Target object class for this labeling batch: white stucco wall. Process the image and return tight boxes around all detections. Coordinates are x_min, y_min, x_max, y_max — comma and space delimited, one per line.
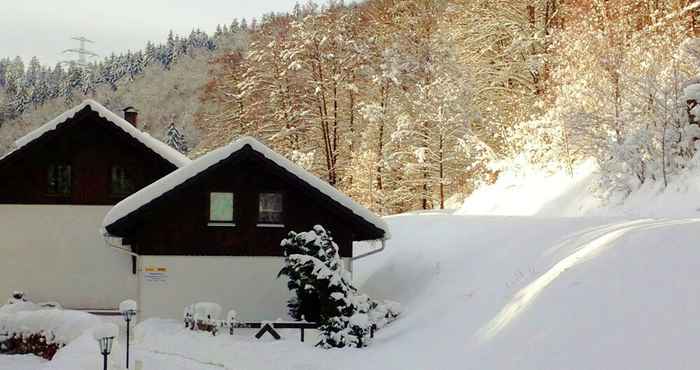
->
0, 205, 137, 309
138, 256, 354, 321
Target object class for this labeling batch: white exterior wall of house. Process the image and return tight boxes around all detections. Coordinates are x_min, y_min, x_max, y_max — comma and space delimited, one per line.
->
0, 205, 137, 309
138, 255, 353, 321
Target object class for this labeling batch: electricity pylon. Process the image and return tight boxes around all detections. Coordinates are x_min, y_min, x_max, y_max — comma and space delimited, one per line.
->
62, 36, 99, 67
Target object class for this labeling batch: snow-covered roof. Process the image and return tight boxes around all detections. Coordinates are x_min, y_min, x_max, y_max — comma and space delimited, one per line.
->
103, 136, 390, 240
5, 99, 190, 168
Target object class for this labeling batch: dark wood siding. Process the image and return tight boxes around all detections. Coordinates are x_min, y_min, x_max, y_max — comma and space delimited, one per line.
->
121, 152, 374, 258
0, 109, 178, 205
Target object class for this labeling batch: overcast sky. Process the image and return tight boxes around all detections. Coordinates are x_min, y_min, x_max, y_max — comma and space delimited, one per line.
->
1, 0, 300, 66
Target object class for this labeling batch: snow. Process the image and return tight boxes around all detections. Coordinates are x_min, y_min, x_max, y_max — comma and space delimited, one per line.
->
5, 212, 700, 369
102, 136, 389, 240
2, 99, 190, 168
0, 301, 41, 314
92, 323, 119, 340
458, 158, 700, 218
101, 214, 697, 370
118, 300, 138, 313
458, 159, 602, 216
0, 309, 101, 345
227, 310, 238, 322
0, 355, 45, 370
193, 302, 222, 321
684, 83, 700, 101
44, 331, 123, 370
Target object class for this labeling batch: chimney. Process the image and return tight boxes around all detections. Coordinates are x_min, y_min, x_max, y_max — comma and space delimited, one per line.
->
123, 106, 138, 127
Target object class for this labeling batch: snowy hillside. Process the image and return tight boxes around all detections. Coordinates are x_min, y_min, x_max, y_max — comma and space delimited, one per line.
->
459, 159, 700, 218
359, 214, 700, 370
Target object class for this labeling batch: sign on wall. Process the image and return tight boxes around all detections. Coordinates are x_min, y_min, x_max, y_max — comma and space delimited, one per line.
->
144, 266, 168, 282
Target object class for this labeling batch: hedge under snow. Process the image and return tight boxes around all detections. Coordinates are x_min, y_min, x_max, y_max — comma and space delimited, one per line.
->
0, 308, 101, 346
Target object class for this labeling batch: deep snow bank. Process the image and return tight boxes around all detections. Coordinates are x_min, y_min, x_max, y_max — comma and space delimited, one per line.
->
457, 160, 601, 216
358, 214, 700, 370
458, 159, 700, 218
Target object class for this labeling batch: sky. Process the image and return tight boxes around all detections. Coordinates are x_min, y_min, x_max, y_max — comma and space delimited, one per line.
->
1, 0, 301, 66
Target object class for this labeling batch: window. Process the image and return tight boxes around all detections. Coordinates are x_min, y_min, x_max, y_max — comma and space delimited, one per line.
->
110, 166, 135, 196
258, 192, 283, 226
209, 192, 235, 226
47, 164, 71, 195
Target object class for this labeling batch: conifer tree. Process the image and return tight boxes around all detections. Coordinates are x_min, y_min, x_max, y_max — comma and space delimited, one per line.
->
279, 225, 399, 348
165, 121, 189, 154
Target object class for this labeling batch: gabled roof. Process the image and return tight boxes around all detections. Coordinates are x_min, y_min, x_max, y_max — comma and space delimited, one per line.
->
103, 136, 390, 240
1, 99, 190, 168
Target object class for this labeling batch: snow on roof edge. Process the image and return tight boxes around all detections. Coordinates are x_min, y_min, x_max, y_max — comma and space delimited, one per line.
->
103, 136, 390, 240
10, 99, 190, 168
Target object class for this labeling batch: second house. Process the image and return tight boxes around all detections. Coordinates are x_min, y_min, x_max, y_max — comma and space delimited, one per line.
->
102, 136, 390, 320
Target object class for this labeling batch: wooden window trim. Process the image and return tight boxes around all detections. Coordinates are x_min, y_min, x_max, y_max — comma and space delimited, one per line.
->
208, 222, 237, 227
209, 192, 235, 226
257, 191, 284, 226
109, 165, 136, 198
46, 163, 72, 197
256, 223, 285, 228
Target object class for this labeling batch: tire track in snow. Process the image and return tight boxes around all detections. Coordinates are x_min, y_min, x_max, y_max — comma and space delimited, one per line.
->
135, 348, 225, 370
476, 218, 700, 342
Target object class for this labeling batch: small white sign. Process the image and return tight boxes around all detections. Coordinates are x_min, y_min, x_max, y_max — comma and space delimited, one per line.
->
144, 267, 168, 282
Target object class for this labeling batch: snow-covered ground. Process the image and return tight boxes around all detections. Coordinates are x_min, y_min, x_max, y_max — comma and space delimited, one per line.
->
459, 159, 700, 218
0, 354, 45, 370
4, 161, 700, 369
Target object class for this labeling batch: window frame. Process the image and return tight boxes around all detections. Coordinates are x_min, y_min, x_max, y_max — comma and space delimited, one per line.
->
257, 191, 284, 227
109, 165, 136, 197
46, 162, 72, 197
208, 192, 236, 227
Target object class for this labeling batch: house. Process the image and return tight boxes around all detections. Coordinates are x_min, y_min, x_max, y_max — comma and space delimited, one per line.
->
0, 100, 190, 310
101, 136, 390, 320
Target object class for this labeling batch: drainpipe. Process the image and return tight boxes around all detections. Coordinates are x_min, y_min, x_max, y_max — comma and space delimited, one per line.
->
352, 239, 386, 261
102, 230, 138, 258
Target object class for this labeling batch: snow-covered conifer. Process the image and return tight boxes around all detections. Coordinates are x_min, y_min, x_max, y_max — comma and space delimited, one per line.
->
279, 226, 399, 348
165, 121, 189, 154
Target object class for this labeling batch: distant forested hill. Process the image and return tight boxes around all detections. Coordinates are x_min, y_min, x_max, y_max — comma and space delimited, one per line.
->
0, 21, 251, 155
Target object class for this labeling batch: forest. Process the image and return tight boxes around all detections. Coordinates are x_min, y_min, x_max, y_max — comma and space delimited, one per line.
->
2, 0, 700, 214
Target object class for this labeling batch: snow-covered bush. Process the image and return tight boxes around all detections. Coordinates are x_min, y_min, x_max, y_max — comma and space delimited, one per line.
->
7, 291, 27, 305
184, 302, 222, 335
279, 225, 400, 348
0, 309, 101, 359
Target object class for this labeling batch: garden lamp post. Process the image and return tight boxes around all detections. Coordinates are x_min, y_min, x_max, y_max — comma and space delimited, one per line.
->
94, 323, 119, 370
119, 299, 138, 369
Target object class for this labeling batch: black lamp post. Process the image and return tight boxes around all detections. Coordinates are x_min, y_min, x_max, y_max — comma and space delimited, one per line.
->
97, 335, 115, 370
119, 300, 138, 369
94, 323, 119, 370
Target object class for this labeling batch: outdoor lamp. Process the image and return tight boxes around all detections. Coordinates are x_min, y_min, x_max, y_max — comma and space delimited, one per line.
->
94, 323, 119, 370
119, 299, 138, 369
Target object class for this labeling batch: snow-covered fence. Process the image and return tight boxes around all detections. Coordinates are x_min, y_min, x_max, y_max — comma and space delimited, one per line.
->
230, 321, 319, 342
183, 302, 320, 342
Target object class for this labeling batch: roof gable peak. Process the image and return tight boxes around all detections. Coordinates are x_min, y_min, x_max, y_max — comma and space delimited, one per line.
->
103, 135, 390, 240
5, 99, 190, 168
